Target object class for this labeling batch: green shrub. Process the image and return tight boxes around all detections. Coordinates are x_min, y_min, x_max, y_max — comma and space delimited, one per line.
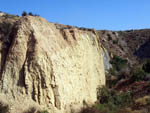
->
106, 79, 118, 88
22, 11, 27, 16
21, 11, 39, 17
94, 103, 117, 113
113, 91, 133, 107
107, 67, 128, 88
97, 86, 133, 112
97, 86, 112, 104
80, 86, 134, 113
130, 67, 146, 82
28, 12, 33, 16
0, 101, 9, 113
110, 55, 128, 72
94, 103, 114, 113
108, 68, 116, 76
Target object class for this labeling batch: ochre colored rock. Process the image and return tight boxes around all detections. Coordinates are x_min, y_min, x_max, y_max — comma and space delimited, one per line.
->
0, 16, 105, 113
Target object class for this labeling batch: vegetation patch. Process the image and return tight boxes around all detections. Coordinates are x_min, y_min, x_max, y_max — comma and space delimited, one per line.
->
23, 107, 49, 113
79, 86, 134, 113
130, 67, 146, 82
0, 101, 9, 113
110, 55, 128, 72
22, 11, 39, 16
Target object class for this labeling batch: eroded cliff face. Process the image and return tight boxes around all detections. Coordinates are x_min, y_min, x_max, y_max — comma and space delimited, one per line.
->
0, 16, 105, 113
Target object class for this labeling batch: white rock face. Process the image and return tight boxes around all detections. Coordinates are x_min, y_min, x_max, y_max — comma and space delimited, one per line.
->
0, 16, 105, 113
0, 12, 5, 16
101, 46, 112, 72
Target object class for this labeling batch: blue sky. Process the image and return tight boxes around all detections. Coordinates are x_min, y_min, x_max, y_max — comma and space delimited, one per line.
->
1, 0, 150, 30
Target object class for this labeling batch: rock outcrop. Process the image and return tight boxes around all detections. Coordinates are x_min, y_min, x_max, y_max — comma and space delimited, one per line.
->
0, 16, 105, 113
101, 46, 112, 72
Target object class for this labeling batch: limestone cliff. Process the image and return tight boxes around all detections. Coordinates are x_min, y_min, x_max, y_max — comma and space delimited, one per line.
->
0, 16, 105, 113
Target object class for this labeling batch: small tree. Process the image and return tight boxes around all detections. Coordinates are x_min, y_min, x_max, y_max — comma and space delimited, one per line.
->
28, 12, 33, 16
22, 11, 27, 16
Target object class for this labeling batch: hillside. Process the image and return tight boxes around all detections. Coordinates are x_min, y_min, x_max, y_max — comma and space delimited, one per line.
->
95, 30, 150, 113
98, 29, 150, 64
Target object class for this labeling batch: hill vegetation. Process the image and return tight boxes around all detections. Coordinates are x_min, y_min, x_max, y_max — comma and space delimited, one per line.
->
80, 30, 150, 113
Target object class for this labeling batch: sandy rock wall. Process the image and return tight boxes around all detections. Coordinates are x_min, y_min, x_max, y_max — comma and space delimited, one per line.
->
0, 16, 105, 113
